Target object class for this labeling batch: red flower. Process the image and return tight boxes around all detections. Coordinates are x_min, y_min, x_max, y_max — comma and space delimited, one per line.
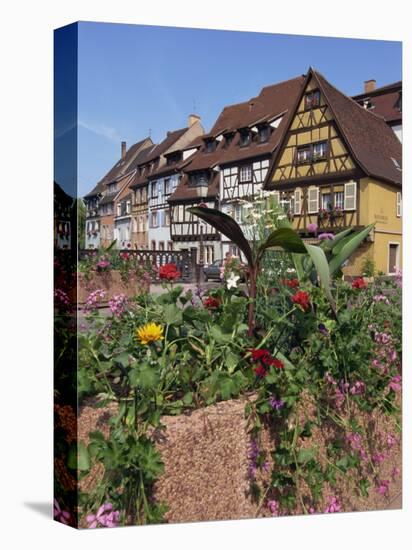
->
291, 290, 310, 311
203, 296, 221, 309
251, 348, 271, 363
352, 277, 367, 289
120, 252, 130, 261
281, 278, 299, 289
159, 263, 181, 281
270, 358, 284, 369
252, 349, 284, 374
254, 365, 269, 378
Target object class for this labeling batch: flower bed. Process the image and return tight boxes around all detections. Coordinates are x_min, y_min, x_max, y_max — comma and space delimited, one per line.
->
77, 390, 401, 523
54, 204, 402, 528
78, 270, 150, 305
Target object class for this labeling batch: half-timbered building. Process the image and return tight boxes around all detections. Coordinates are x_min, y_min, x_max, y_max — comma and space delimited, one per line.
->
128, 117, 203, 250
264, 68, 402, 276
169, 77, 305, 260
84, 137, 153, 248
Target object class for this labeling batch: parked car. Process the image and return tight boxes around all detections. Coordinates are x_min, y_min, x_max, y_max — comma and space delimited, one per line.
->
203, 259, 223, 281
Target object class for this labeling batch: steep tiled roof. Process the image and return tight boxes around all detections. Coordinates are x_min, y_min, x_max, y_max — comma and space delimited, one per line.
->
352, 81, 402, 124
169, 76, 305, 201
264, 69, 402, 189
314, 70, 402, 185
84, 137, 153, 198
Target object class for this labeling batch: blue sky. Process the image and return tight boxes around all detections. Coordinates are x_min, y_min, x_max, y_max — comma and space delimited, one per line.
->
77, 22, 402, 196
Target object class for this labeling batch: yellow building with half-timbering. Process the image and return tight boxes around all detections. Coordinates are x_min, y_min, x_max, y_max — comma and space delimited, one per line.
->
265, 68, 402, 276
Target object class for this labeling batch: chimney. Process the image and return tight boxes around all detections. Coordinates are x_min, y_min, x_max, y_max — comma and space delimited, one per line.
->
188, 114, 201, 127
364, 79, 376, 94
121, 141, 127, 159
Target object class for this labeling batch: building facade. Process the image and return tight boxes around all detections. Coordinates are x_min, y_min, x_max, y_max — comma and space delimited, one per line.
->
84, 137, 153, 248
264, 68, 402, 276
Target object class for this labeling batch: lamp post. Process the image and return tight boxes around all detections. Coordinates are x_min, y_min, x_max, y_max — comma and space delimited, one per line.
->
199, 223, 205, 284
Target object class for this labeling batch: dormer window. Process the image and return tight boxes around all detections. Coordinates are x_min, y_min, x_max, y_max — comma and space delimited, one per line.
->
304, 90, 321, 110
189, 171, 209, 187
224, 133, 234, 147
258, 125, 270, 143
166, 152, 181, 165
239, 130, 251, 147
205, 139, 216, 153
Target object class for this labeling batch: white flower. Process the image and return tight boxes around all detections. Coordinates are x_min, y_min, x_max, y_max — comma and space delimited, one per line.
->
277, 214, 287, 220
226, 272, 240, 289
242, 203, 254, 209
286, 268, 296, 273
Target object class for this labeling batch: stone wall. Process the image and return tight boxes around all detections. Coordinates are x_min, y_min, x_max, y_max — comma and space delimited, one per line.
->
78, 393, 401, 524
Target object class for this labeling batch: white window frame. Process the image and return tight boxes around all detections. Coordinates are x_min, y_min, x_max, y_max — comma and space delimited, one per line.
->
294, 188, 302, 215
273, 191, 280, 205
321, 192, 332, 211
239, 165, 252, 183
396, 192, 402, 217
308, 186, 319, 214
334, 191, 344, 209
344, 181, 357, 211
151, 211, 158, 228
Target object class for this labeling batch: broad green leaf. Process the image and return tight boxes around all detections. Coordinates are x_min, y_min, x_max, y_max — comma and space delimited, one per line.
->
257, 228, 307, 262
67, 442, 90, 471
297, 448, 316, 464
328, 224, 374, 275
137, 365, 160, 390
304, 243, 336, 314
320, 228, 353, 252
163, 303, 182, 325
188, 207, 254, 265
291, 253, 305, 281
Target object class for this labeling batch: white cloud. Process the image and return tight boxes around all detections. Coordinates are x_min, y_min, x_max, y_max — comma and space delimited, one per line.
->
78, 120, 121, 142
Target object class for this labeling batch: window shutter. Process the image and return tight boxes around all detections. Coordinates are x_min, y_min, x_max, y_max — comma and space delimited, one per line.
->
396, 192, 402, 217
308, 187, 319, 213
344, 181, 357, 210
294, 188, 302, 215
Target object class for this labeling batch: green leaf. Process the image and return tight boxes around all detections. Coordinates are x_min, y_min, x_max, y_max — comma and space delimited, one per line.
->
257, 228, 307, 261
67, 442, 90, 471
188, 207, 254, 265
328, 224, 374, 276
291, 253, 305, 281
163, 304, 183, 325
138, 365, 160, 390
320, 228, 353, 252
297, 448, 316, 464
304, 243, 336, 314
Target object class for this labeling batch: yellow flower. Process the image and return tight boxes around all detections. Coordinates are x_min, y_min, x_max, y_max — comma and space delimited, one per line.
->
135, 322, 164, 345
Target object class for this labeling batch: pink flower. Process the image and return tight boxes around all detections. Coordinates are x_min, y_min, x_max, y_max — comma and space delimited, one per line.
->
388, 375, 402, 393
372, 453, 386, 465
108, 293, 128, 317
307, 223, 318, 234
391, 467, 400, 480
54, 499, 71, 525
376, 480, 390, 496
349, 380, 365, 395
267, 499, 280, 516
324, 496, 341, 513
386, 433, 397, 449
86, 503, 120, 529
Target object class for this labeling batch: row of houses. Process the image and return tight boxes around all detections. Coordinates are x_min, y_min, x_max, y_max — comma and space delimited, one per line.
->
83, 68, 402, 276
